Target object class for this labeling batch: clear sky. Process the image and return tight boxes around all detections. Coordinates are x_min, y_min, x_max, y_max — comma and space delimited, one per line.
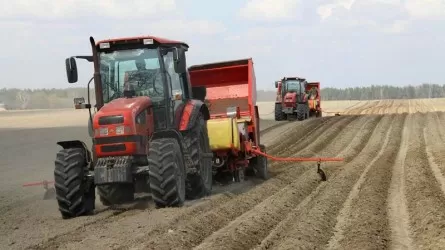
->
1, 0, 444, 91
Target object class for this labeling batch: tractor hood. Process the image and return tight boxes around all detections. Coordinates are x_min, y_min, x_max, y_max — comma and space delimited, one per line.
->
284, 92, 297, 103
92, 96, 154, 157
92, 96, 153, 134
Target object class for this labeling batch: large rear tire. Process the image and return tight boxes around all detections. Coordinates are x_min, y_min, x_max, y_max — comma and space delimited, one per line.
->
148, 138, 186, 208
183, 113, 213, 200
54, 148, 95, 219
97, 184, 135, 206
274, 103, 285, 121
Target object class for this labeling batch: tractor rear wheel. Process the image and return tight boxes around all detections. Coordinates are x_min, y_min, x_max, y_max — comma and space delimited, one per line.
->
54, 148, 95, 219
148, 138, 186, 208
97, 183, 135, 206
183, 113, 213, 200
274, 103, 285, 121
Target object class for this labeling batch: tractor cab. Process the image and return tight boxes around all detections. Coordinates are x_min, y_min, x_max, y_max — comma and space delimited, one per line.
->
281, 77, 307, 96
65, 36, 191, 131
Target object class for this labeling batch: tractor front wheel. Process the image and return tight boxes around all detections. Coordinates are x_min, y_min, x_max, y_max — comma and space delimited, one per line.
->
274, 103, 285, 121
148, 138, 186, 208
54, 148, 95, 219
297, 103, 307, 121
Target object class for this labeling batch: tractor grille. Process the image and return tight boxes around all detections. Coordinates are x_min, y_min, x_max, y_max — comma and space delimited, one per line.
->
98, 115, 124, 125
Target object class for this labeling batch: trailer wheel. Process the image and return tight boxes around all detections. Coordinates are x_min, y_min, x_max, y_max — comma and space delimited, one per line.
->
234, 167, 245, 182
274, 103, 285, 121
255, 144, 269, 180
183, 113, 213, 200
297, 103, 306, 121
97, 183, 135, 206
54, 148, 95, 219
148, 138, 186, 208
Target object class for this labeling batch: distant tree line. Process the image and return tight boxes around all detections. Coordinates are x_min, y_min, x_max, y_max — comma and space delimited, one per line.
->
321, 84, 445, 100
0, 83, 444, 110
0, 88, 93, 110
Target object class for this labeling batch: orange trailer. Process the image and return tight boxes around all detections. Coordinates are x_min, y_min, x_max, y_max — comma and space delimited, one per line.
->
188, 58, 268, 182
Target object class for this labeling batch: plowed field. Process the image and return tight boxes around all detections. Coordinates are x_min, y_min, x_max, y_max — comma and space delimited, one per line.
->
1, 99, 445, 249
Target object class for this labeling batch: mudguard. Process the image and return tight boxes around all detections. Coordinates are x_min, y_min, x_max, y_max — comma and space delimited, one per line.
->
179, 99, 210, 131
151, 129, 194, 169
56, 140, 92, 164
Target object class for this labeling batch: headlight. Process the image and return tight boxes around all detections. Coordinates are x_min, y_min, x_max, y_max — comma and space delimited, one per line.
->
116, 125, 124, 135
99, 127, 108, 136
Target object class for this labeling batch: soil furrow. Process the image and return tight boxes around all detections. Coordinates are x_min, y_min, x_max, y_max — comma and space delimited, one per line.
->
254, 114, 394, 250
268, 116, 333, 155
387, 114, 415, 250
192, 115, 375, 250
425, 112, 445, 178
404, 113, 445, 249
327, 113, 405, 250
271, 115, 358, 174
125, 116, 361, 250
343, 101, 369, 115
16, 119, 282, 249
272, 115, 348, 157
423, 113, 445, 196
29, 193, 235, 249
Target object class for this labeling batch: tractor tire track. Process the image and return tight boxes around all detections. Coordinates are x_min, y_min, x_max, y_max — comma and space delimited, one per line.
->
387, 113, 415, 250
31, 116, 354, 250
327, 113, 405, 250
424, 113, 445, 196
192, 115, 381, 250
404, 113, 445, 249
124, 116, 361, 250
24, 120, 289, 249
254, 114, 395, 250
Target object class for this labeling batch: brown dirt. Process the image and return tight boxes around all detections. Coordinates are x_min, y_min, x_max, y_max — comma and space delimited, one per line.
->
2, 101, 445, 249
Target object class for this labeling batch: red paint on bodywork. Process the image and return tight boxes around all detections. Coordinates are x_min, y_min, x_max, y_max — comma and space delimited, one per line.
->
179, 100, 195, 131
93, 96, 154, 157
188, 58, 260, 147
96, 35, 189, 47
284, 92, 297, 107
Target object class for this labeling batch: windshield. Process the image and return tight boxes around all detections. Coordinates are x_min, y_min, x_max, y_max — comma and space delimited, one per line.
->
99, 48, 165, 103
285, 80, 302, 92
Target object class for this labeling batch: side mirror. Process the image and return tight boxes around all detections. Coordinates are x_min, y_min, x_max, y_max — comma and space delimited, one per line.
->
73, 97, 91, 109
275, 81, 279, 88
65, 57, 78, 83
173, 48, 187, 74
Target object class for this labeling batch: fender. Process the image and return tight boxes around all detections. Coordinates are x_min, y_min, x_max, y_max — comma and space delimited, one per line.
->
179, 99, 210, 131
151, 129, 185, 151
56, 140, 92, 164
298, 93, 309, 104
151, 129, 194, 169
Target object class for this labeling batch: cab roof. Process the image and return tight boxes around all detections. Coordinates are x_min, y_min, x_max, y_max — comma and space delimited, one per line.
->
96, 35, 189, 48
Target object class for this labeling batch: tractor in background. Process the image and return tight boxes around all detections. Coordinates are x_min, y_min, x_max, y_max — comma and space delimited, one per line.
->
56, 35, 213, 219
274, 77, 322, 121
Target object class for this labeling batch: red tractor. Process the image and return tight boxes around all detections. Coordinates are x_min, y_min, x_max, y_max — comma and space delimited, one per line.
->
56, 36, 213, 219
274, 77, 322, 121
